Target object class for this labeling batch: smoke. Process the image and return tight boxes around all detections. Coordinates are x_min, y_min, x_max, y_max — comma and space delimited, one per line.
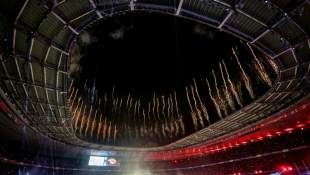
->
70, 31, 97, 79
193, 23, 218, 39
109, 26, 129, 39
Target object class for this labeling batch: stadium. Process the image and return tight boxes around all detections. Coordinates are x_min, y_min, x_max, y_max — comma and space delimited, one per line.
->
0, 0, 310, 174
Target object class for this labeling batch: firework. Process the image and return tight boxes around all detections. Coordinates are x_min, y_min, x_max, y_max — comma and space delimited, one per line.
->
222, 60, 243, 107
161, 123, 166, 138
71, 97, 81, 121
70, 89, 79, 109
191, 85, 204, 128
107, 121, 111, 144
174, 120, 179, 136
178, 118, 185, 136
114, 125, 117, 145
219, 63, 235, 111
126, 93, 130, 109
232, 47, 255, 99
74, 103, 84, 132
247, 43, 272, 87
69, 87, 75, 102
119, 98, 122, 115
103, 117, 107, 142
80, 106, 88, 135
174, 91, 180, 118
128, 98, 132, 115
90, 110, 98, 138
212, 70, 228, 116
206, 78, 222, 119
156, 98, 160, 121
264, 55, 278, 73
85, 112, 92, 136
69, 79, 74, 92
185, 86, 198, 130
97, 114, 103, 142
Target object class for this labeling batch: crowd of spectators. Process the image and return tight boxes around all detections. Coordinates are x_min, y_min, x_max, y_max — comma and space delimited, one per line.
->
0, 129, 309, 175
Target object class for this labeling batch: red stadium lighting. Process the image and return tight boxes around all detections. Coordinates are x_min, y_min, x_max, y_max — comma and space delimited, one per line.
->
254, 171, 258, 173
174, 160, 177, 163
259, 170, 262, 173
283, 168, 287, 171
288, 167, 292, 170
238, 173, 241, 175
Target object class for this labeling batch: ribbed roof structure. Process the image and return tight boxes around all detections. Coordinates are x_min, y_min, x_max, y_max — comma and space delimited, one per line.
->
0, 0, 310, 152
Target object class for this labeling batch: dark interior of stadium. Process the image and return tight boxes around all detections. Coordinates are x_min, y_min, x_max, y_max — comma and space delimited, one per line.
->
1, 0, 310, 174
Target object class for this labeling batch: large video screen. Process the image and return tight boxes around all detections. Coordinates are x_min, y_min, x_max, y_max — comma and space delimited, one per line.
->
88, 156, 120, 166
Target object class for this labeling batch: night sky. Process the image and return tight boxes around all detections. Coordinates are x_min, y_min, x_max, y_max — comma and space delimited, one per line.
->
70, 12, 277, 147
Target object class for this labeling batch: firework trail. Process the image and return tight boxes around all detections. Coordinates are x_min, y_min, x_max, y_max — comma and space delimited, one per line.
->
142, 108, 146, 137
156, 98, 160, 121
112, 99, 116, 115
74, 103, 84, 132
128, 98, 132, 115
69, 87, 75, 102
185, 86, 198, 130
138, 99, 141, 120
247, 43, 272, 87
71, 97, 81, 121
222, 60, 243, 107
114, 97, 119, 117
264, 55, 278, 73
170, 94, 174, 119
135, 126, 139, 139
174, 91, 180, 118
102, 117, 107, 142
126, 93, 130, 109
95, 90, 98, 106
134, 101, 137, 118
85, 109, 92, 136
148, 103, 151, 121
232, 47, 255, 99
212, 70, 228, 116
80, 105, 88, 135
236, 81, 243, 102
193, 79, 210, 124
97, 114, 103, 142
167, 97, 170, 122
114, 125, 117, 145
161, 96, 167, 124
104, 93, 107, 114
112, 84, 115, 102
83, 80, 87, 92
98, 98, 101, 110
219, 63, 235, 111
191, 85, 204, 128
161, 123, 166, 138
153, 94, 156, 118
178, 118, 185, 136
119, 98, 122, 115
174, 120, 179, 136
90, 110, 98, 138
69, 79, 74, 92
154, 122, 159, 136
70, 89, 79, 109
107, 121, 111, 144
206, 78, 222, 119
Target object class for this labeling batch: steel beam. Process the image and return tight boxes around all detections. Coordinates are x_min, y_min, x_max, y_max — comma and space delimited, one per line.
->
51, 11, 79, 35
236, 9, 267, 27
89, 0, 103, 18
176, 0, 184, 15
69, 10, 94, 23
218, 10, 234, 29
250, 29, 270, 44
3, 79, 66, 93
271, 48, 291, 59
12, 52, 68, 74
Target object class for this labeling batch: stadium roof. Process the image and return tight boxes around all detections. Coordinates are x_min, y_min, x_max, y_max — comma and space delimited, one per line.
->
0, 0, 310, 152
